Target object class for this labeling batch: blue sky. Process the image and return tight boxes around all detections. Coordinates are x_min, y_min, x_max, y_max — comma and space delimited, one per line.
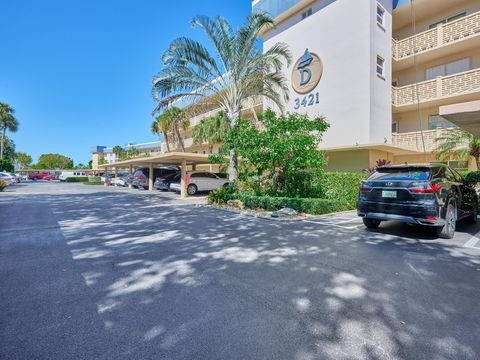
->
0, 0, 251, 164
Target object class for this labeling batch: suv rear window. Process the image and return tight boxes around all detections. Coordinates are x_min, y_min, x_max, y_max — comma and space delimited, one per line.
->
368, 168, 430, 181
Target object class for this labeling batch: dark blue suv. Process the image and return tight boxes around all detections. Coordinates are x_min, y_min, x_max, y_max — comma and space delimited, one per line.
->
357, 164, 478, 239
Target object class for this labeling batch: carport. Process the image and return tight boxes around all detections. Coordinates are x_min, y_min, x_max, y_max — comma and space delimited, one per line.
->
440, 100, 480, 137
99, 152, 212, 198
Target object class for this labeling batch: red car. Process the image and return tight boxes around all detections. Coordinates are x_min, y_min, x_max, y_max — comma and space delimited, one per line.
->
28, 173, 55, 180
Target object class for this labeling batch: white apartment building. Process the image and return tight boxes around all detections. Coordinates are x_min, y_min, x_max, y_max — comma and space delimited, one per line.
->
253, 0, 480, 171
164, 0, 479, 173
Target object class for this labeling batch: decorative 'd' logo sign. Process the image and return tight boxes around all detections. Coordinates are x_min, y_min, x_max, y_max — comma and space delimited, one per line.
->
291, 48, 323, 94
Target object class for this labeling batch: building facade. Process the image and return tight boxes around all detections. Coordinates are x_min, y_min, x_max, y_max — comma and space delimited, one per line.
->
254, 0, 480, 172
91, 141, 163, 170
155, 0, 480, 173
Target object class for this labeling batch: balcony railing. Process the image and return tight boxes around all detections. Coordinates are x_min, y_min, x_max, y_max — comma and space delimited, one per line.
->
188, 96, 263, 127
392, 128, 467, 152
392, 11, 480, 60
392, 68, 480, 107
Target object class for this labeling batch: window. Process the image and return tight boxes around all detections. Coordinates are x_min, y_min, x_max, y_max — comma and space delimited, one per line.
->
428, 115, 455, 130
301, 8, 312, 20
429, 12, 466, 29
376, 4, 385, 27
392, 122, 398, 133
376, 56, 385, 78
425, 58, 470, 80
202, 173, 218, 179
368, 168, 430, 181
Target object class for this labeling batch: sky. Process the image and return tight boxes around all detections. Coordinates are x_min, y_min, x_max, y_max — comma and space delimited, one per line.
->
0, 0, 251, 165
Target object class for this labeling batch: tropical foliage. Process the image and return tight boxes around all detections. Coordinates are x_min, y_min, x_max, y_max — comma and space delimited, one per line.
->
126, 147, 140, 158
36, 153, 74, 169
0, 136, 16, 161
152, 13, 291, 181
112, 145, 126, 160
14, 152, 32, 169
0, 159, 14, 172
436, 128, 480, 169
0, 102, 18, 160
212, 110, 330, 195
365, 159, 391, 174
152, 107, 189, 152
192, 111, 229, 153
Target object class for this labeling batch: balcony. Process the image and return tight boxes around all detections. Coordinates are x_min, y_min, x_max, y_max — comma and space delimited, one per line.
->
392, 128, 467, 153
392, 11, 480, 69
188, 96, 263, 127
392, 68, 480, 110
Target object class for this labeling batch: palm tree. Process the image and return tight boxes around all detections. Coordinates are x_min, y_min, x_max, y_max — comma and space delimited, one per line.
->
165, 107, 190, 152
193, 111, 229, 153
436, 128, 480, 170
152, 13, 291, 182
0, 102, 19, 159
112, 145, 126, 161
152, 113, 172, 152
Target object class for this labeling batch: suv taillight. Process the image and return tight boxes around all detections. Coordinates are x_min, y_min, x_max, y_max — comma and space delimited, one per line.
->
138, 174, 143, 180
409, 183, 441, 193
359, 182, 373, 192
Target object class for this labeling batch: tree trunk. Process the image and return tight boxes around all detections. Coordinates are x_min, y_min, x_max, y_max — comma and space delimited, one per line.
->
226, 109, 240, 183
0, 127, 5, 159
175, 126, 185, 152
475, 156, 480, 171
164, 132, 171, 152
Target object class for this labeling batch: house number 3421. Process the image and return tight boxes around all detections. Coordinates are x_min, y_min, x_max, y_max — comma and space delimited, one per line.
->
294, 92, 319, 109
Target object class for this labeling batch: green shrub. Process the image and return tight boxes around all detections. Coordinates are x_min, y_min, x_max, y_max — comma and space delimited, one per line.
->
83, 181, 103, 186
464, 171, 480, 184
0, 179, 6, 192
87, 176, 101, 183
236, 176, 273, 196
0, 159, 14, 173
237, 194, 349, 215
65, 177, 89, 183
313, 172, 366, 208
208, 187, 237, 205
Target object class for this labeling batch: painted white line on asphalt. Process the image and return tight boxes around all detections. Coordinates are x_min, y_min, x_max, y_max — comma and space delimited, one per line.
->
303, 220, 362, 230
463, 234, 480, 249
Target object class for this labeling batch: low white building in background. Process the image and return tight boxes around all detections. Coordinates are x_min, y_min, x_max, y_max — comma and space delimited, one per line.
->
91, 141, 163, 170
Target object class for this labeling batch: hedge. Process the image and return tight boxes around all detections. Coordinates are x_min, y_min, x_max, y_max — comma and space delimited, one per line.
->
237, 194, 350, 215
464, 171, 480, 184
314, 172, 366, 208
83, 181, 103, 186
65, 177, 89, 183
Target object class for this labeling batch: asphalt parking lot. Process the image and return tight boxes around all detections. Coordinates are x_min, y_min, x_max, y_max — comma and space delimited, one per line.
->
1, 181, 480, 360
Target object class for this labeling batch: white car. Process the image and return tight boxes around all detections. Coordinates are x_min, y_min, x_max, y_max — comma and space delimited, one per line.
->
0, 172, 16, 186
170, 171, 229, 195
110, 175, 130, 187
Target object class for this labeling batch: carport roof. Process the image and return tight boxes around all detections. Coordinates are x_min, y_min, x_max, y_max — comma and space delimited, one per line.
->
440, 101, 480, 137
99, 152, 212, 168
322, 143, 421, 155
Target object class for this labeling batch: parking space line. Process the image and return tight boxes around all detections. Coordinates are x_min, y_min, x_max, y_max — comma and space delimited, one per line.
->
463, 234, 480, 249
303, 220, 362, 230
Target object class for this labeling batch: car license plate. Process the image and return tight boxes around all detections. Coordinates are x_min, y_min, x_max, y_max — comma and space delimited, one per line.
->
382, 190, 397, 198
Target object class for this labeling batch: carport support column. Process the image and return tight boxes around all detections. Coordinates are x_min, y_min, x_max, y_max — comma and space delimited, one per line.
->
148, 163, 154, 191
181, 159, 187, 199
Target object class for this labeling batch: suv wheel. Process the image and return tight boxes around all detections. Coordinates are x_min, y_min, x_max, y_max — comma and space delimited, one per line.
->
363, 218, 381, 229
436, 203, 456, 239
187, 184, 197, 195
